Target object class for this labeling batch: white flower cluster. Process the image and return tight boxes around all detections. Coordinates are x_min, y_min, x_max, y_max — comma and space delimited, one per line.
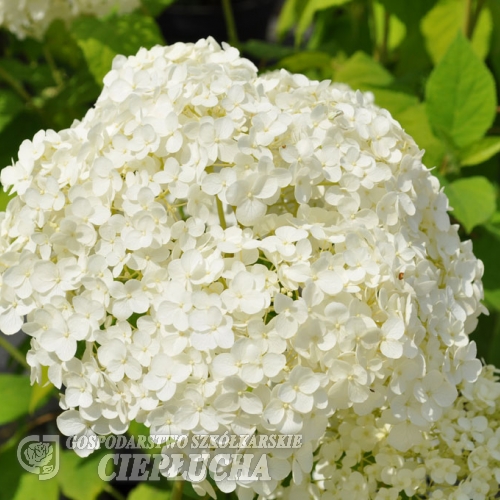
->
0, 38, 496, 498
0, 0, 140, 39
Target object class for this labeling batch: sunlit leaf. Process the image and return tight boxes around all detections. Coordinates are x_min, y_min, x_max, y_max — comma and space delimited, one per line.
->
369, 89, 419, 118
396, 103, 446, 169
373, 1, 406, 52
129, 484, 170, 500
142, 0, 176, 16
296, 0, 352, 43
58, 450, 113, 500
276, 0, 309, 39
421, 0, 493, 64
460, 137, 500, 167
72, 13, 164, 85
12, 474, 58, 500
0, 375, 32, 424
279, 51, 331, 73
334, 51, 393, 89
426, 32, 496, 149
445, 176, 496, 233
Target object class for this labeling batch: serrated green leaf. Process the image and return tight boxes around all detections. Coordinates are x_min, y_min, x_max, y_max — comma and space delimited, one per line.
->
0, 91, 24, 134
12, 474, 58, 500
0, 375, 32, 424
425, 32, 496, 149
334, 51, 393, 89
460, 137, 500, 167
421, 0, 492, 64
296, 0, 352, 43
129, 484, 170, 500
395, 103, 446, 169
71, 13, 164, 85
445, 176, 496, 233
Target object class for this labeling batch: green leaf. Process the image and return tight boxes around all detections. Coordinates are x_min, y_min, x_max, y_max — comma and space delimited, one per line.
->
279, 51, 332, 73
58, 450, 112, 500
12, 474, 58, 500
276, 0, 309, 39
373, 1, 406, 52
0, 90, 24, 134
489, 0, 500, 85
129, 484, 170, 500
368, 89, 419, 119
460, 137, 500, 167
395, 103, 446, 169
472, 229, 500, 314
142, 0, 176, 16
334, 51, 393, 89
71, 13, 164, 85
0, 375, 32, 425
445, 176, 496, 233
127, 420, 160, 454
306, 5, 372, 56
425, 32, 497, 149
377, 0, 435, 26
29, 366, 55, 414
296, 0, 353, 43
421, 0, 493, 64
239, 40, 297, 61
0, 188, 14, 211
0, 448, 24, 500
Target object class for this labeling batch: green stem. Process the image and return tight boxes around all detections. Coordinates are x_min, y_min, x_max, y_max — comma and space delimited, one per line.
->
216, 197, 227, 230
463, 0, 473, 38
43, 45, 63, 87
0, 335, 29, 369
221, 0, 239, 45
469, 0, 486, 38
379, 9, 390, 65
172, 480, 184, 500
368, 0, 379, 61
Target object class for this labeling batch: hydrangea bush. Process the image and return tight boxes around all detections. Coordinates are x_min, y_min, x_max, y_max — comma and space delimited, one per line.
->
1, 38, 500, 499
0, 0, 140, 39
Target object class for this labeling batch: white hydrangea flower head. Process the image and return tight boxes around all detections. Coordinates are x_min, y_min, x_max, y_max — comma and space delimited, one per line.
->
0, 0, 140, 39
1, 38, 498, 498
